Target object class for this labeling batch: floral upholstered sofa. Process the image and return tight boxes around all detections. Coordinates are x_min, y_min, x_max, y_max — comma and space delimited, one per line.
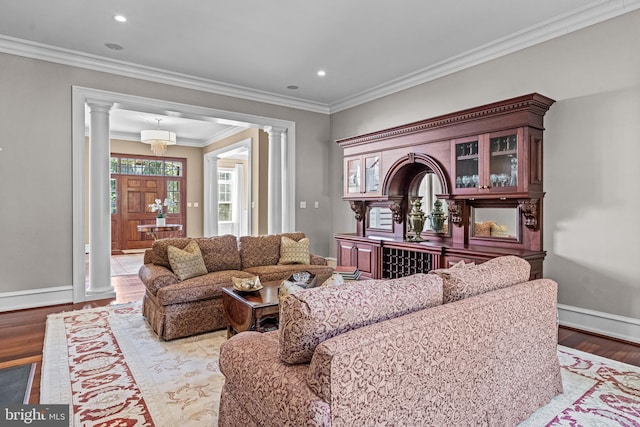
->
139, 232, 333, 340
218, 256, 562, 426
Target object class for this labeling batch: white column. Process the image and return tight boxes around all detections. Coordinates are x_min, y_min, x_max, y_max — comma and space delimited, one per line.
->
265, 126, 284, 234
280, 129, 289, 232
204, 153, 219, 236
87, 101, 114, 295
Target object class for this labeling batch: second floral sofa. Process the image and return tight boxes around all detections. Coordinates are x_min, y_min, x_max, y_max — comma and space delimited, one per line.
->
139, 232, 333, 340
218, 256, 562, 426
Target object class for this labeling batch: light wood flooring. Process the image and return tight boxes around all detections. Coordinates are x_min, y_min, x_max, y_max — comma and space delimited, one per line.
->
1, 273, 639, 405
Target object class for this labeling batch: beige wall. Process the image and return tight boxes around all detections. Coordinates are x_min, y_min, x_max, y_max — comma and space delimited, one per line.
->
203, 128, 269, 235
330, 11, 640, 324
0, 53, 331, 297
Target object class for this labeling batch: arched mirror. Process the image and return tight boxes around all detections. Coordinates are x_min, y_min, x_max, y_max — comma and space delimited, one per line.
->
409, 171, 448, 234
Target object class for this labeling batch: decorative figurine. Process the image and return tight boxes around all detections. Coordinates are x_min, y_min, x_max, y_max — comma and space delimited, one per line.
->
407, 198, 426, 241
427, 199, 446, 233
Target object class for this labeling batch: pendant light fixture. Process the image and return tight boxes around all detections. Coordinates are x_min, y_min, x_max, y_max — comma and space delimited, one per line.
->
141, 119, 176, 156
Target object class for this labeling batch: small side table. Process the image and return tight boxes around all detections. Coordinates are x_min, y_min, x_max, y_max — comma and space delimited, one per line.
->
137, 224, 183, 240
222, 281, 281, 338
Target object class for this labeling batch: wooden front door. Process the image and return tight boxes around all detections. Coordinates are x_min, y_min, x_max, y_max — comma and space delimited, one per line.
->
121, 176, 163, 250
110, 154, 187, 252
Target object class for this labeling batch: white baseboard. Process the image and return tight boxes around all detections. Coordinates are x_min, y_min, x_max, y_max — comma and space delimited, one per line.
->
558, 303, 640, 345
325, 257, 337, 268
0, 286, 73, 312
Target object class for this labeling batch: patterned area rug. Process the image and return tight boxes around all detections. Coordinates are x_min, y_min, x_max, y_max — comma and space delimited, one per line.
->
41, 302, 226, 426
41, 302, 640, 426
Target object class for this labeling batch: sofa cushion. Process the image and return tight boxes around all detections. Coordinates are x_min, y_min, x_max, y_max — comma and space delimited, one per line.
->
168, 240, 208, 281
278, 273, 443, 364
239, 232, 306, 268
196, 235, 242, 272
150, 238, 191, 269
156, 270, 255, 305
429, 255, 530, 303
243, 264, 334, 284
278, 236, 310, 265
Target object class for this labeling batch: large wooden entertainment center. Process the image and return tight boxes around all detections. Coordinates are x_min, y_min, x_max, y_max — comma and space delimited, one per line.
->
335, 93, 555, 280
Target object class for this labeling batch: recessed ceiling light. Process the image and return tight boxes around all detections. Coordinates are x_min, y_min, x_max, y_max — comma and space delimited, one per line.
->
287, 85, 299, 90
114, 15, 127, 22
317, 70, 326, 77
105, 43, 124, 51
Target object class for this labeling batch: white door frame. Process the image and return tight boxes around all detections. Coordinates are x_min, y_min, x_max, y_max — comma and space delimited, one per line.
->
204, 138, 253, 237
72, 86, 296, 302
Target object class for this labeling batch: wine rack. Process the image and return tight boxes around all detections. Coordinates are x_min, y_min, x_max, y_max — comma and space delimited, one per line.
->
382, 247, 433, 279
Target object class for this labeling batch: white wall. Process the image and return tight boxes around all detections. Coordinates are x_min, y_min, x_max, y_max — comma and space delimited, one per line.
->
330, 11, 640, 340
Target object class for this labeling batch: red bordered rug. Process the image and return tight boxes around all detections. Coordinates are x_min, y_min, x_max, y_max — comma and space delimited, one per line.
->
41, 302, 226, 426
41, 302, 640, 426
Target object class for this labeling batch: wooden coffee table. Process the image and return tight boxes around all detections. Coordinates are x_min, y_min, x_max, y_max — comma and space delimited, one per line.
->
222, 280, 281, 338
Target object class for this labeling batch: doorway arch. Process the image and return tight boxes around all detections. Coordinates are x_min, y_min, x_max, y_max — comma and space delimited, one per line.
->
72, 86, 296, 302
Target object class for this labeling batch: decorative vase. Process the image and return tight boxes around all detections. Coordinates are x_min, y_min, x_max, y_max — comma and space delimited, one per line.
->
156, 217, 166, 227
427, 199, 446, 233
407, 198, 426, 241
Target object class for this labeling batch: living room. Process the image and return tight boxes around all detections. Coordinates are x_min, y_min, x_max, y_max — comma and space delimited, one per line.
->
1, 1, 639, 425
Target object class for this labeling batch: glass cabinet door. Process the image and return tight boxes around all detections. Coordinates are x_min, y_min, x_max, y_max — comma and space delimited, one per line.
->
364, 155, 380, 193
453, 138, 479, 192
488, 131, 519, 191
346, 158, 361, 194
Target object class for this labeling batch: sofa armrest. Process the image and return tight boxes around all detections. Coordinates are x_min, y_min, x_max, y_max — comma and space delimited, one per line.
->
306, 279, 562, 426
138, 263, 179, 295
309, 254, 328, 265
219, 331, 330, 426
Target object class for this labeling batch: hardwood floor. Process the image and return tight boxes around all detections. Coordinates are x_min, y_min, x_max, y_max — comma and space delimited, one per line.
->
1, 275, 639, 404
0, 274, 145, 404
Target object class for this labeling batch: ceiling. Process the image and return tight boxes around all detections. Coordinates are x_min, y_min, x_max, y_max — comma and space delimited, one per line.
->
2, 0, 638, 143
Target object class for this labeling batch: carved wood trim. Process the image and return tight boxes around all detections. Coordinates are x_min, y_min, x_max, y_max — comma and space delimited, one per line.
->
350, 201, 364, 222
518, 199, 539, 230
446, 200, 464, 227
382, 152, 451, 196
388, 200, 403, 223
336, 93, 555, 147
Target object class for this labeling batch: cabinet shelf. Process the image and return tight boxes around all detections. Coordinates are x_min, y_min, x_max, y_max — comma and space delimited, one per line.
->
491, 149, 517, 157
456, 154, 479, 161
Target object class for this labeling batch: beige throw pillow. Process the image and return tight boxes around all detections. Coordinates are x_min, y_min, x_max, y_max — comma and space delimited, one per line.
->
167, 240, 208, 281
278, 236, 310, 265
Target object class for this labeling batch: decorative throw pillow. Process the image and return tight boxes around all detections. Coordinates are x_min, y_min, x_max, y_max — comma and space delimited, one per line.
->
278, 236, 310, 265
279, 273, 345, 303
429, 255, 530, 303
167, 240, 208, 281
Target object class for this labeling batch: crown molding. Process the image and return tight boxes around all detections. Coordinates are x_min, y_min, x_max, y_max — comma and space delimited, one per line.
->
2, 0, 639, 115
0, 35, 331, 115
329, 0, 640, 113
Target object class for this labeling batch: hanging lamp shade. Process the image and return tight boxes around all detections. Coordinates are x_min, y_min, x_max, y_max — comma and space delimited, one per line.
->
141, 119, 177, 156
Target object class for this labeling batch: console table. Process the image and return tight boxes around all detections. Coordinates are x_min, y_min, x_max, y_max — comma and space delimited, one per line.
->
136, 224, 183, 240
